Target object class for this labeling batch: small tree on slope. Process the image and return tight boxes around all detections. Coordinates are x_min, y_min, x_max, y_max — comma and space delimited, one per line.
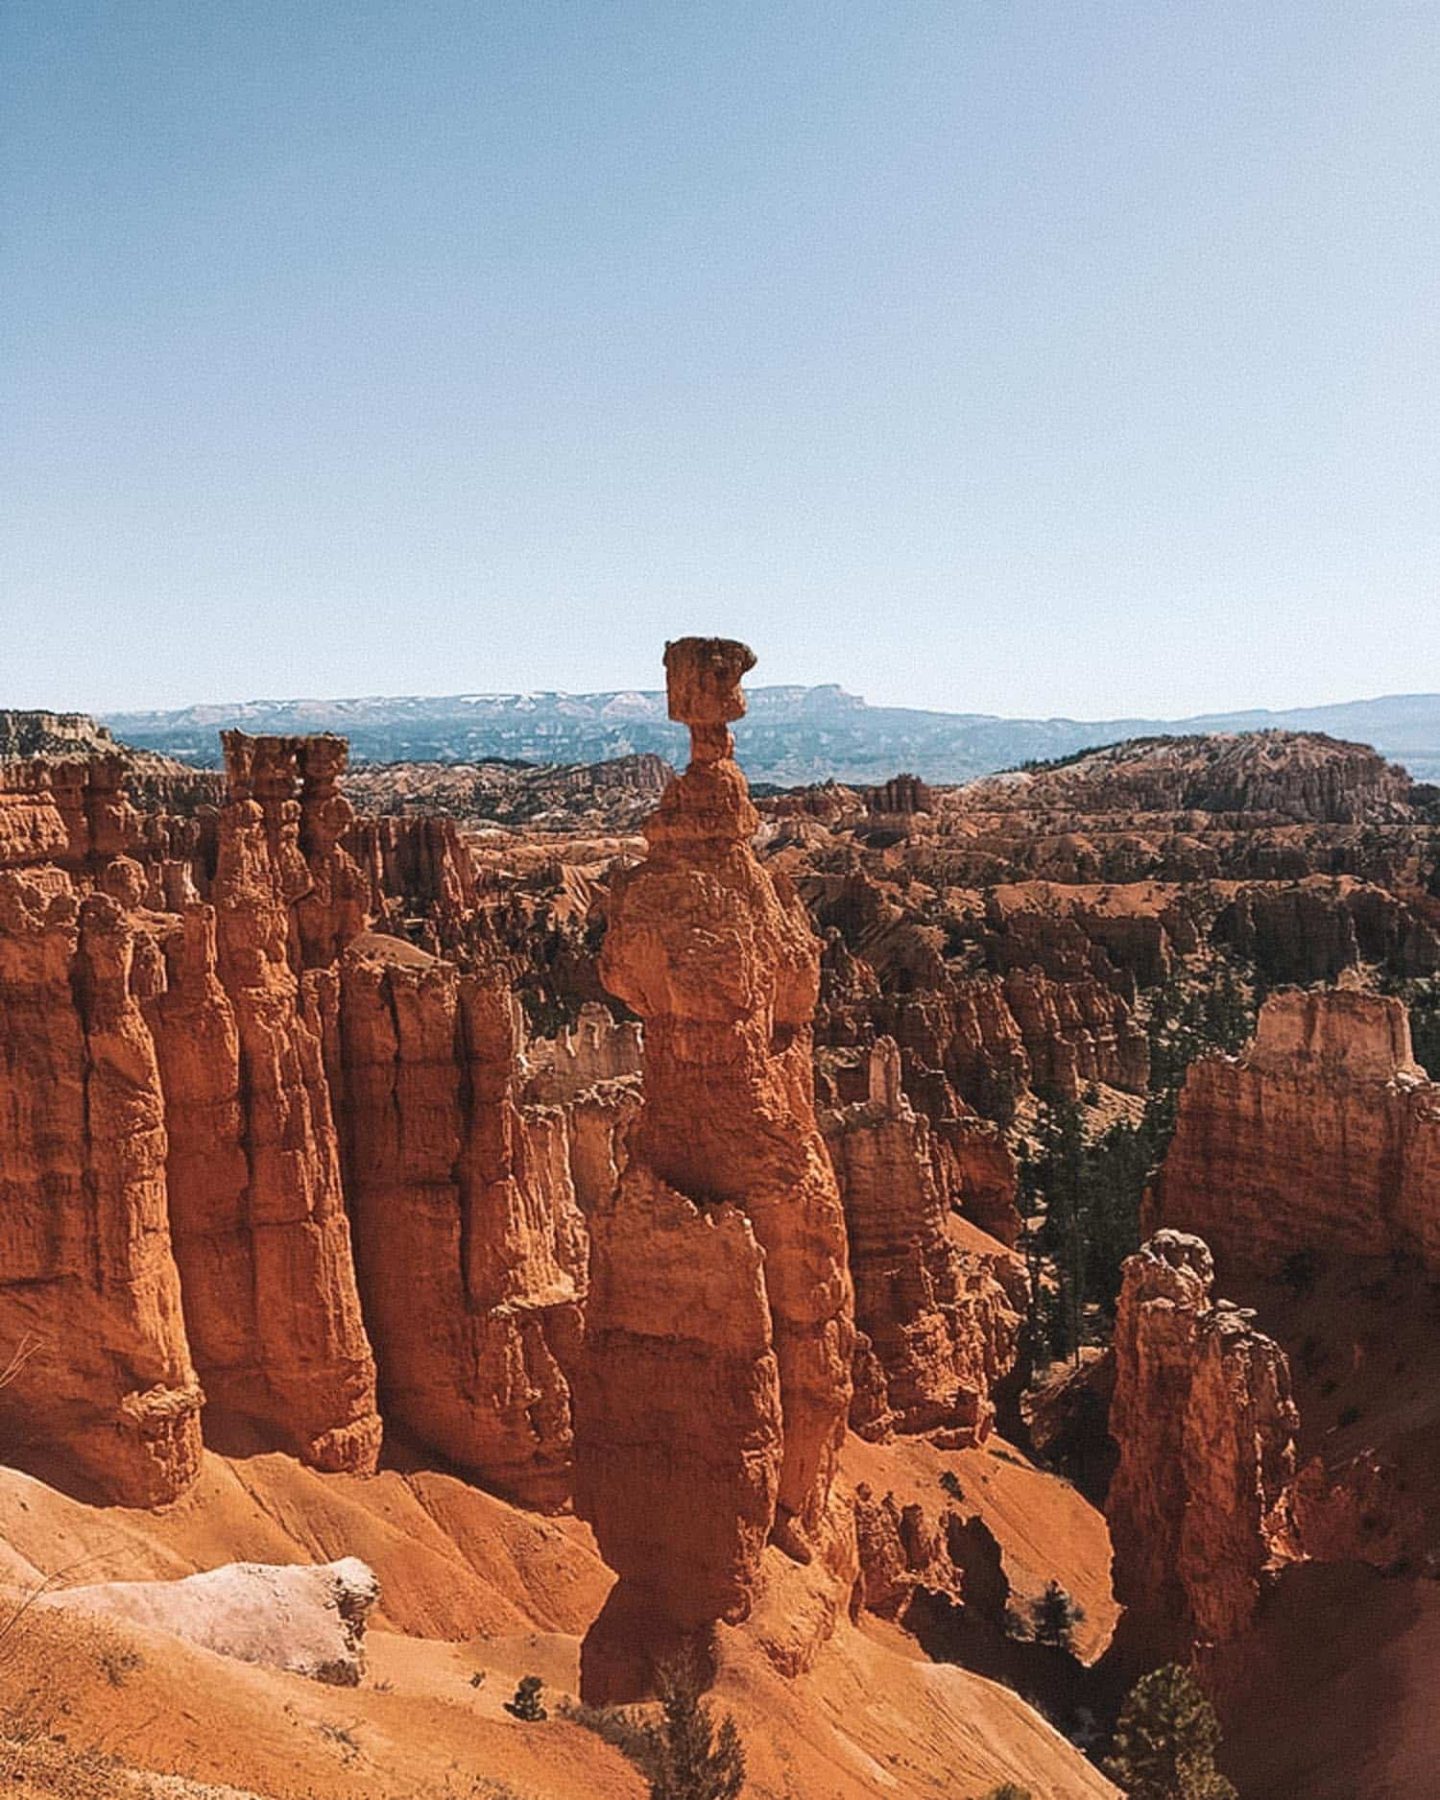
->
642, 1655, 746, 1800
1103, 1664, 1237, 1800
1030, 1579, 1087, 1651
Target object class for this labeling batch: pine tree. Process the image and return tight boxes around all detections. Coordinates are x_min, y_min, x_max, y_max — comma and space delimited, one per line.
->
1029, 1579, 1086, 1651
506, 1674, 547, 1721
1103, 1664, 1237, 1800
640, 1656, 746, 1800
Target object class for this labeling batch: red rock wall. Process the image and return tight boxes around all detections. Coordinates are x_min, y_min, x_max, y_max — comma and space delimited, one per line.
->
1001, 969, 1150, 1098
195, 746, 380, 1470
1107, 1231, 1298, 1661
822, 1040, 1023, 1444
1149, 988, 1440, 1277
337, 934, 586, 1508
0, 876, 202, 1504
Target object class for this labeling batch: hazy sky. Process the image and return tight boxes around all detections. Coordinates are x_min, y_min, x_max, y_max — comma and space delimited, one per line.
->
4, 2, 1437, 717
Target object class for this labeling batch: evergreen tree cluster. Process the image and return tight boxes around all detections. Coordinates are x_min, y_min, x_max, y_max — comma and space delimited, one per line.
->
1029, 1579, 1086, 1650
1403, 978, 1440, 1079
562, 1656, 746, 1800
1020, 967, 1254, 1362
1103, 1664, 1237, 1800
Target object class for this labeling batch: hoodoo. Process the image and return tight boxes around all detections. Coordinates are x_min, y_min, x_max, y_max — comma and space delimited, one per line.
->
1107, 1231, 1299, 1663
574, 638, 855, 1697
184, 734, 381, 1471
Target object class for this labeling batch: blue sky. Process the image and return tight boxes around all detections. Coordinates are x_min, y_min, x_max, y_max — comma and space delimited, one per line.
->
4, 2, 1437, 715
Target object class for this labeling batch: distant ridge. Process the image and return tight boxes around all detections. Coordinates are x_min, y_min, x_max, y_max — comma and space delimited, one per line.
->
100, 688, 1440, 787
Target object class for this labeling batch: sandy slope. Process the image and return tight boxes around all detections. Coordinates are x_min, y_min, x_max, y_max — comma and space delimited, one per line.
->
0, 1442, 1118, 1799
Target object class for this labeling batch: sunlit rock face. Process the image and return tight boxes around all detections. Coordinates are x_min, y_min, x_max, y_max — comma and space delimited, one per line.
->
166, 735, 381, 1473
1148, 988, 1440, 1278
575, 638, 855, 1698
0, 875, 203, 1505
336, 932, 589, 1510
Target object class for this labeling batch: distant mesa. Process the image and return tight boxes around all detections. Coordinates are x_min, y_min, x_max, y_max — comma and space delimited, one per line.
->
96, 688, 1440, 786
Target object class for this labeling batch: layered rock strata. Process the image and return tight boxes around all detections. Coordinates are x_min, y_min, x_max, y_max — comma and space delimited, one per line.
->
1149, 988, 1440, 1277
575, 638, 855, 1692
177, 738, 380, 1469
0, 876, 203, 1503
337, 931, 590, 1508
2, 727, 658, 1507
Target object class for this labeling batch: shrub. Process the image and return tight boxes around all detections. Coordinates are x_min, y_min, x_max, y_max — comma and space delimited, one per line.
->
1029, 1579, 1086, 1651
563, 1655, 746, 1800
506, 1674, 547, 1722
643, 1656, 746, 1800
1103, 1664, 1237, 1799
558, 1695, 655, 1765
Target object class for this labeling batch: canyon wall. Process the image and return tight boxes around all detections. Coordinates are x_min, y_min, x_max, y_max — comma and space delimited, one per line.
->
2, 733, 618, 1505
822, 1038, 1023, 1445
173, 737, 381, 1470
0, 876, 203, 1504
337, 932, 595, 1509
1149, 988, 1440, 1277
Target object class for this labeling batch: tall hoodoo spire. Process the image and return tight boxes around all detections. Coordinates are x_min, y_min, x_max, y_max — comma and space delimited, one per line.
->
574, 637, 854, 1699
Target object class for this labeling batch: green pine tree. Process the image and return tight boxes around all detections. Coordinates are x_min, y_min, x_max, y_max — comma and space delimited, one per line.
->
1103, 1664, 1237, 1800
641, 1656, 746, 1800
1029, 1579, 1086, 1651
506, 1674, 547, 1721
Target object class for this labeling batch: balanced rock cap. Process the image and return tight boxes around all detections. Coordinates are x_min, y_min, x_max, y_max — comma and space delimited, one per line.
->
663, 638, 757, 728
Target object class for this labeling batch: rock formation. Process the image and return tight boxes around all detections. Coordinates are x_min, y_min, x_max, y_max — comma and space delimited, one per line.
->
1001, 968, 1150, 1098
959, 731, 1416, 824
822, 1039, 1023, 1443
45, 1557, 381, 1686
337, 931, 588, 1508
0, 876, 203, 1504
0, 756, 139, 876
2, 728, 669, 1510
863, 773, 933, 816
575, 638, 854, 1695
1149, 988, 1440, 1278
852, 1481, 1008, 1627
171, 737, 380, 1470
1107, 1231, 1298, 1661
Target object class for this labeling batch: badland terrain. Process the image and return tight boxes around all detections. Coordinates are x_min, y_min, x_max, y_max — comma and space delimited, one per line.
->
1, 641, 1439, 1798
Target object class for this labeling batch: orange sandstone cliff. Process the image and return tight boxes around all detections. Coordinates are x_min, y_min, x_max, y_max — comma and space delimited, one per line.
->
0, 877, 203, 1504
822, 1037, 1024, 1444
179, 735, 380, 1470
337, 931, 590, 1508
1149, 987, 1440, 1278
